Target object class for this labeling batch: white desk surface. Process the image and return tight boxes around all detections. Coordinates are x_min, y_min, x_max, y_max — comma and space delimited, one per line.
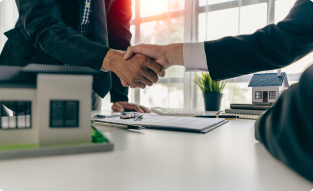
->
0, 111, 312, 191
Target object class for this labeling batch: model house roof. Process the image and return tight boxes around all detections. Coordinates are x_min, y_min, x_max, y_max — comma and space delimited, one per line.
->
248, 72, 289, 87
0, 66, 36, 86
0, 64, 102, 87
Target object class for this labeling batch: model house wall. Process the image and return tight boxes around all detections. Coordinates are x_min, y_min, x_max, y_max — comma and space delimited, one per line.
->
252, 86, 279, 104
37, 74, 92, 146
0, 88, 37, 146
0, 64, 101, 147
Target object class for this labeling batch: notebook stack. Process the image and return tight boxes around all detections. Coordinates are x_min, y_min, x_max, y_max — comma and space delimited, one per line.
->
222, 103, 273, 120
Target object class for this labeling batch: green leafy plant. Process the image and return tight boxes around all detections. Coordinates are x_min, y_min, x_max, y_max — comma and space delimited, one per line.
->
193, 73, 227, 93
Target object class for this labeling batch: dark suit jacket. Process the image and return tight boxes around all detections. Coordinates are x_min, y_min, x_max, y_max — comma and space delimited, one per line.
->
0, 0, 131, 102
205, 0, 313, 182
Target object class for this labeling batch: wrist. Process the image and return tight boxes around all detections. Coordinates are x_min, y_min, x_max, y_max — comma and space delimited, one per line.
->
164, 43, 184, 66
102, 49, 115, 71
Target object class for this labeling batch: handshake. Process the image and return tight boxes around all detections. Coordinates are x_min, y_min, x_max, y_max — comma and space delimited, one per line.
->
101, 43, 184, 89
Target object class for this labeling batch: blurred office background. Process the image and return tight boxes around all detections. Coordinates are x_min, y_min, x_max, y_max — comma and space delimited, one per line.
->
1, 0, 312, 110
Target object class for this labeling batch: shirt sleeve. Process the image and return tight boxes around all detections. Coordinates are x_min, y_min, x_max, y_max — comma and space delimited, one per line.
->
183, 42, 209, 72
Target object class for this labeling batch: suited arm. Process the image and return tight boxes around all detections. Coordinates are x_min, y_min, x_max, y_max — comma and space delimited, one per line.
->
16, 0, 110, 71
255, 65, 313, 182
205, 0, 313, 80
106, 0, 132, 102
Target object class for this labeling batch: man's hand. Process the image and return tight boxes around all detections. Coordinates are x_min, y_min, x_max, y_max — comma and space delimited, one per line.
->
123, 43, 184, 69
112, 102, 151, 113
102, 49, 166, 89
120, 43, 183, 87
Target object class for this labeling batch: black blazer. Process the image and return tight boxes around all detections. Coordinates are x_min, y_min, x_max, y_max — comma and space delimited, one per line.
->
0, 0, 132, 102
205, 0, 313, 182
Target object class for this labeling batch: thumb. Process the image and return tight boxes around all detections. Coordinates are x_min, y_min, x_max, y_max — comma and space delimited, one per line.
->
124, 44, 147, 60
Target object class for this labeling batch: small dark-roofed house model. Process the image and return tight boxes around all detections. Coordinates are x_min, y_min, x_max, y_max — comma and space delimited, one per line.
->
0, 64, 102, 147
248, 71, 289, 104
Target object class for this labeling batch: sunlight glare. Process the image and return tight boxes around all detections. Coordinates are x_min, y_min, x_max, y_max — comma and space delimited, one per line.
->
141, 0, 168, 17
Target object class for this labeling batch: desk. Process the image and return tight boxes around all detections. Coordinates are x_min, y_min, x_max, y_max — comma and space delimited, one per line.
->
0, 111, 312, 191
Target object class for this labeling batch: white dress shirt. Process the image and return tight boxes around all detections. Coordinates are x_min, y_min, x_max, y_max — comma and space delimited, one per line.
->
183, 42, 209, 72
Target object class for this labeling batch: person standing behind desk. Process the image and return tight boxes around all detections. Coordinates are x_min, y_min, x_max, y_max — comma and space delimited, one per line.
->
122, 0, 313, 182
0, 0, 164, 112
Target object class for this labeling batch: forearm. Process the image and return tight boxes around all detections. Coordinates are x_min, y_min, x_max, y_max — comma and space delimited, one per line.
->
206, 0, 313, 80
17, 0, 110, 70
254, 65, 313, 182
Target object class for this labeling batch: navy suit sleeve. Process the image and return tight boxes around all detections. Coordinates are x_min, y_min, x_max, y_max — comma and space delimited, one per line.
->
255, 65, 313, 182
204, 0, 313, 80
106, 0, 132, 102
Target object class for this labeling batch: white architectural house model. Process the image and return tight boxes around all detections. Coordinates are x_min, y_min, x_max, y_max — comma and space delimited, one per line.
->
0, 64, 102, 147
248, 71, 289, 104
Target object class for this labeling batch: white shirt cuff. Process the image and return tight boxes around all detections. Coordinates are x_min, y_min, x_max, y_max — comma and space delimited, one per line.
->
100, 69, 110, 72
183, 42, 209, 72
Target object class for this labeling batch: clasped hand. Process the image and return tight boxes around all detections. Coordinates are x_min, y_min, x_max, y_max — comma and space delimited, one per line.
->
101, 49, 165, 89
102, 43, 183, 89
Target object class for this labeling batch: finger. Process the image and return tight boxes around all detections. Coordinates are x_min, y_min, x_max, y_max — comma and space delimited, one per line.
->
133, 105, 144, 113
111, 103, 124, 112
140, 105, 151, 113
144, 70, 159, 84
130, 81, 146, 89
117, 102, 132, 110
118, 102, 142, 112
147, 59, 164, 76
158, 68, 166, 78
120, 79, 130, 87
137, 76, 153, 87
124, 45, 143, 60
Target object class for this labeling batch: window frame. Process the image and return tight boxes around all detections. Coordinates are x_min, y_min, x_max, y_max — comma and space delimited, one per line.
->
269, 91, 276, 99
255, 91, 262, 99
129, 1, 302, 78
129, 0, 302, 107
0, 101, 32, 130
50, 100, 79, 128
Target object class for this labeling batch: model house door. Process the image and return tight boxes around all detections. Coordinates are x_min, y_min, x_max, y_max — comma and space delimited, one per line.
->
263, 91, 268, 102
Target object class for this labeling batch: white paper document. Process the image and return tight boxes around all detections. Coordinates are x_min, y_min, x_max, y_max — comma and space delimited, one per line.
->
94, 114, 227, 133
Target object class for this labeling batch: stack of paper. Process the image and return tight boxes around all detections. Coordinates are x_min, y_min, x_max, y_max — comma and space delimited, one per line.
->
94, 114, 228, 133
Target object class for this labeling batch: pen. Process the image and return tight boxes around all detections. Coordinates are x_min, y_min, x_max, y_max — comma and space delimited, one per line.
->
195, 115, 239, 119
127, 125, 145, 130
111, 124, 144, 130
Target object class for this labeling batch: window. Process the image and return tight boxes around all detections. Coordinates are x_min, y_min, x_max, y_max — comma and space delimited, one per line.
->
122, 0, 301, 111
0, 101, 32, 130
1, 0, 304, 111
269, 91, 276, 99
255, 91, 262, 99
50, 101, 79, 128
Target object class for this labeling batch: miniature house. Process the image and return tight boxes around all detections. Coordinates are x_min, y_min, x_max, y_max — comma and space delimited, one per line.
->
248, 71, 289, 104
0, 64, 101, 147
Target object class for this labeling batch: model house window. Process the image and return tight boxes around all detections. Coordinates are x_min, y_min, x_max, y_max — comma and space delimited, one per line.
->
0, 101, 32, 130
50, 101, 79, 128
255, 91, 262, 99
269, 91, 276, 99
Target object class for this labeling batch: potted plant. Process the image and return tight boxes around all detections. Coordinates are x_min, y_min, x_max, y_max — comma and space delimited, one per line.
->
193, 73, 227, 111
